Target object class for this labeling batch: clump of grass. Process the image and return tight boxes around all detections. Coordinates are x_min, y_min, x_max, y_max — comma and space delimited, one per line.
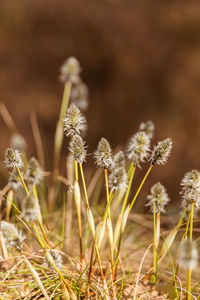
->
0, 57, 199, 300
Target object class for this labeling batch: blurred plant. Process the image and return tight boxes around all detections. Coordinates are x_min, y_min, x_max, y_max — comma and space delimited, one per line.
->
146, 182, 170, 283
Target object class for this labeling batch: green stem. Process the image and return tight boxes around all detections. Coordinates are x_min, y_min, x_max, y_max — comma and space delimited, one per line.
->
189, 202, 194, 241
186, 201, 194, 300
74, 160, 78, 182
4, 193, 21, 215
103, 192, 114, 221
104, 168, 110, 219
17, 167, 29, 197
183, 211, 191, 240
129, 164, 153, 211
152, 199, 157, 284
79, 163, 89, 207
121, 162, 135, 216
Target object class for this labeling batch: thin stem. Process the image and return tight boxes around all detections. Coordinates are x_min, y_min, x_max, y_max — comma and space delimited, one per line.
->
74, 160, 78, 182
114, 231, 122, 282
17, 168, 29, 197
79, 163, 89, 207
186, 269, 192, 300
94, 243, 104, 280
103, 192, 114, 221
189, 202, 194, 241
152, 200, 157, 284
4, 193, 21, 215
77, 211, 83, 269
88, 242, 95, 283
183, 211, 191, 240
129, 164, 153, 211
121, 162, 135, 216
186, 201, 194, 300
104, 168, 110, 219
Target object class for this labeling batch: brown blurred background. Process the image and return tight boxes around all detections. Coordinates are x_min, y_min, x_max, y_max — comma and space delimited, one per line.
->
1, 0, 200, 211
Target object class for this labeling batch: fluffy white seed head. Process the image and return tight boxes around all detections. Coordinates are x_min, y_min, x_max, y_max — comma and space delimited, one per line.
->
181, 170, 200, 210
70, 82, 89, 111
26, 157, 43, 185
8, 169, 23, 191
113, 150, 126, 169
4, 148, 23, 169
10, 133, 27, 151
178, 239, 198, 270
69, 134, 87, 164
1, 221, 24, 250
64, 104, 86, 137
151, 138, 172, 165
146, 182, 170, 213
109, 167, 128, 191
21, 193, 41, 222
45, 249, 63, 270
139, 120, 155, 139
59, 57, 81, 84
94, 138, 114, 169
127, 131, 150, 166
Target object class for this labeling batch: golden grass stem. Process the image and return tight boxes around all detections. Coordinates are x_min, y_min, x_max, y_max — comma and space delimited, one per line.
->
129, 164, 153, 211
88, 241, 95, 283
104, 168, 110, 219
121, 162, 135, 216
64, 156, 74, 252
186, 201, 194, 300
74, 160, 78, 182
4, 193, 21, 215
17, 167, 29, 197
6, 190, 13, 221
79, 163, 89, 207
151, 199, 157, 284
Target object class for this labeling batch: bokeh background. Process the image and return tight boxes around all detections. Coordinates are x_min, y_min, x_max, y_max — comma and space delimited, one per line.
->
1, 0, 200, 211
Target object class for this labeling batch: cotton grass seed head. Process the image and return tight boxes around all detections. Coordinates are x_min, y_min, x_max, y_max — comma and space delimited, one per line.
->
94, 138, 114, 169
181, 170, 200, 210
10, 133, 27, 151
64, 103, 86, 137
59, 56, 81, 84
70, 82, 89, 111
151, 138, 172, 165
146, 182, 170, 213
26, 157, 43, 185
45, 249, 63, 270
139, 120, 155, 139
178, 239, 198, 270
21, 193, 41, 222
109, 167, 128, 191
127, 131, 150, 166
1, 221, 24, 250
113, 150, 126, 169
69, 134, 87, 164
4, 148, 23, 169
9, 169, 23, 191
